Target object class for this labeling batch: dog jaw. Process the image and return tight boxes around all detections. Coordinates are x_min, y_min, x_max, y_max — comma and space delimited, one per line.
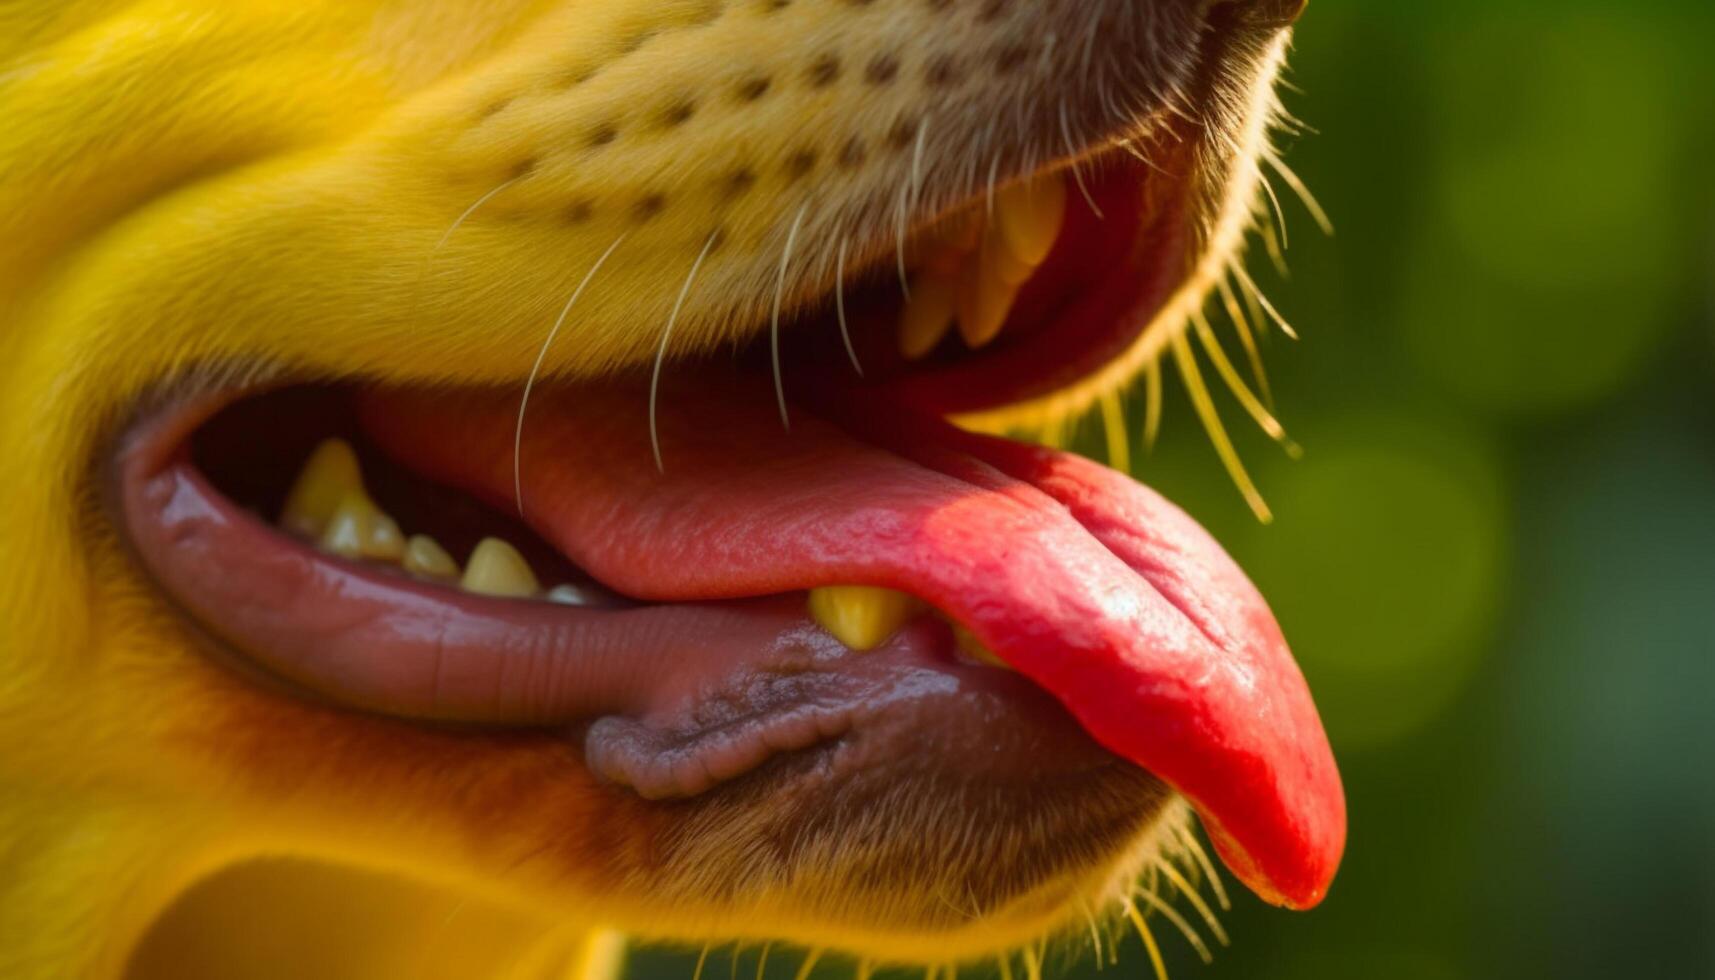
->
0, 2, 1305, 976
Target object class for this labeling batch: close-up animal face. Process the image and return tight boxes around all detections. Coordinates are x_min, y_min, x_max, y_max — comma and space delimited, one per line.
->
7, 1, 1342, 977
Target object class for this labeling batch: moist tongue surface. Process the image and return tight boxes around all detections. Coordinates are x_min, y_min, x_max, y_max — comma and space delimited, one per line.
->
357, 372, 1345, 910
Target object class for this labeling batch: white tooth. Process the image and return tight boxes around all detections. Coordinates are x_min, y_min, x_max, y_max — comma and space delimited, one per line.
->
996, 174, 1068, 267
461, 537, 540, 598
280, 438, 363, 539
403, 534, 460, 580
956, 253, 1022, 350
898, 271, 958, 360
807, 586, 922, 652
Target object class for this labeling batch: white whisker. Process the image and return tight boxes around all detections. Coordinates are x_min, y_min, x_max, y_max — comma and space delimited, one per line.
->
436, 178, 519, 253
899, 116, 932, 298
649, 230, 721, 473
771, 204, 809, 431
1060, 101, 1103, 219
834, 238, 863, 377
513, 233, 627, 515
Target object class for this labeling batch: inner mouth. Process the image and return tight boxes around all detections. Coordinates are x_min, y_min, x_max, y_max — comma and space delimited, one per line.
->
116, 151, 1343, 912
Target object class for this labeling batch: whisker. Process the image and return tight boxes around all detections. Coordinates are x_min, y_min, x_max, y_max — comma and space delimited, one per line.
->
1190, 309, 1291, 446
693, 945, 712, 980
1263, 150, 1333, 236
855, 960, 873, 980
1060, 101, 1104, 219
793, 949, 823, 980
1143, 357, 1163, 453
900, 116, 932, 298
1100, 391, 1131, 473
772, 203, 810, 431
650, 230, 720, 472
755, 944, 771, 980
1172, 824, 1232, 912
1023, 943, 1043, 980
1172, 330, 1272, 522
1156, 860, 1230, 946
998, 953, 1015, 980
514, 232, 627, 514
1120, 897, 1169, 980
1230, 263, 1297, 340
1256, 165, 1290, 253
986, 153, 1002, 221
1133, 887, 1213, 965
835, 238, 863, 376
1215, 274, 1273, 407
436, 177, 519, 254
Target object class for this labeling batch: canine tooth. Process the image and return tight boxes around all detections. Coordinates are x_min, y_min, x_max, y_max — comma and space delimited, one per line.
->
996, 174, 1068, 267
952, 623, 1012, 670
461, 537, 540, 598
807, 586, 921, 652
898, 271, 958, 360
280, 438, 363, 539
403, 535, 459, 580
956, 255, 1022, 349
317, 491, 405, 562
980, 223, 1038, 287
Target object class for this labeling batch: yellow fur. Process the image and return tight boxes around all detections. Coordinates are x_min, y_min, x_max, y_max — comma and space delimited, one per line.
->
0, 3, 1292, 977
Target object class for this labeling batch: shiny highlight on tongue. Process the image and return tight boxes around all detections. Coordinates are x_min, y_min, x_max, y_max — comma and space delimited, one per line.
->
899, 173, 1069, 360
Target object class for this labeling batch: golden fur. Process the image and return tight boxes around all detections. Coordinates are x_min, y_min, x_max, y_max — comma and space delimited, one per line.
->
0, 2, 1297, 977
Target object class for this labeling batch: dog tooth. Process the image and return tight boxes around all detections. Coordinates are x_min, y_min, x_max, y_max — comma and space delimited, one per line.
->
807, 586, 921, 652
980, 222, 1038, 287
280, 438, 363, 539
317, 490, 404, 561
402, 534, 459, 580
461, 537, 540, 598
898, 271, 958, 360
952, 623, 1012, 670
996, 174, 1068, 267
956, 254, 1022, 349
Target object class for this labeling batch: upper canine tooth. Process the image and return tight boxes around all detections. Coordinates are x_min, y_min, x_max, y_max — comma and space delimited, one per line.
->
403, 534, 460, 580
281, 438, 363, 539
898, 270, 959, 360
317, 490, 405, 561
980, 223, 1038, 287
461, 537, 540, 598
956, 254, 1022, 350
996, 174, 1068, 267
807, 586, 921, 652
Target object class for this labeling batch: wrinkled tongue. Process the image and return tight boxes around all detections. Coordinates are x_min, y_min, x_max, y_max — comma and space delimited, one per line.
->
358, 371, 1344, 910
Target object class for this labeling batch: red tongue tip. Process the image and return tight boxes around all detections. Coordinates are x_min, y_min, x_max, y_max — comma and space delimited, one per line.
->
358, 378, 1345, 910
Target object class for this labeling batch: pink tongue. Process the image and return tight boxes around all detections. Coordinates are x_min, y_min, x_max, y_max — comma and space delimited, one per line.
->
358, 374, 1345, 910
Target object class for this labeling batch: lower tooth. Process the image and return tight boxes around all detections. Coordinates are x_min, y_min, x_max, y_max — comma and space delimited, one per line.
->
318, 491, 403, 562
808, 586, 921, 652
403, 535, 460, 580
461, 538, 540, 598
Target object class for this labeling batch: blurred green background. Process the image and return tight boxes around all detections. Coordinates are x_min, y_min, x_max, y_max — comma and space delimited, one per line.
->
636, 2, 1715, 979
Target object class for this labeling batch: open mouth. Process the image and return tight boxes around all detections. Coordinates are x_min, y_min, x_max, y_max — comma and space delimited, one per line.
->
116, 150, 1343, 913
